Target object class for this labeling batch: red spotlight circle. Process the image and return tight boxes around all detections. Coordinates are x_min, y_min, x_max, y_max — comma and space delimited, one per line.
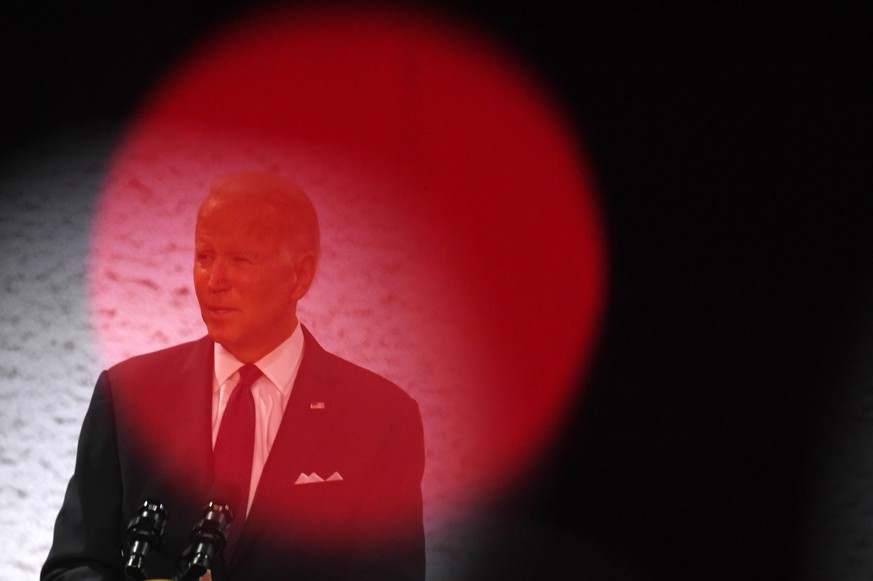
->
89, 4, 606, 531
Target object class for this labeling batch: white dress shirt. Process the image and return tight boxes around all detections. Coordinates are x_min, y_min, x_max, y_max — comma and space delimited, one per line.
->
211, 323, 304, 516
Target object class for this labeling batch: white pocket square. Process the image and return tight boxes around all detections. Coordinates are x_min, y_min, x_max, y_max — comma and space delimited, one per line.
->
295, 471, 343, 485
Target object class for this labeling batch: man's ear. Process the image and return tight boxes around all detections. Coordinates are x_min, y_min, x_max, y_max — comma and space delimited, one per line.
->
290, 253, 317, 301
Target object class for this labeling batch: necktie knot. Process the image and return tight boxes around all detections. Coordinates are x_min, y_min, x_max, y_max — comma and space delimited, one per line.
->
236, 364, 261, 392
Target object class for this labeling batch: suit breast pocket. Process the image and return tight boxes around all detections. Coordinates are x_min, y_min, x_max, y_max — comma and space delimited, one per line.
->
267, 479, 361, 546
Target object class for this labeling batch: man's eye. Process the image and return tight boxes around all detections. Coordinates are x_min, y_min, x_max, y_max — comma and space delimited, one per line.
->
234, 256, 254, 265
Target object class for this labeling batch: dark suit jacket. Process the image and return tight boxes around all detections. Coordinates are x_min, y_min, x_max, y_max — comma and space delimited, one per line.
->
42, 327, 425, 580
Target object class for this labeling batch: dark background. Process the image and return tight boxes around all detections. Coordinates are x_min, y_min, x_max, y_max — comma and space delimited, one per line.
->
2, 3, 865, 579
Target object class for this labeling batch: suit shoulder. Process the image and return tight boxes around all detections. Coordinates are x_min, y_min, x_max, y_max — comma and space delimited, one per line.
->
318, 349, 417, 410
106, 336, 211, 386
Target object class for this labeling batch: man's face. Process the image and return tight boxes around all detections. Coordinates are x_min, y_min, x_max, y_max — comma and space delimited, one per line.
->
193, 195, 303, 362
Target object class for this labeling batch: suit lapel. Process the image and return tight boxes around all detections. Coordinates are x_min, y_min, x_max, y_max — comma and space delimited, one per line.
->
176, 336, 216, 491
129, 335, 215, 491
127, 336, 215, 561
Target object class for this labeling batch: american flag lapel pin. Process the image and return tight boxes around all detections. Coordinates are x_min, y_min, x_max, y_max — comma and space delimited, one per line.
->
309, 402, 325, 410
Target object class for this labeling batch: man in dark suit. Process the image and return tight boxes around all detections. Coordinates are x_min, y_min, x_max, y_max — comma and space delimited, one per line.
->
42, 172, 425, 580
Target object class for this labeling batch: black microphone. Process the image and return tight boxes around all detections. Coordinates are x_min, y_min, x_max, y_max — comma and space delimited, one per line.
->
125, 480, 170, 581
176, 481, 241, 581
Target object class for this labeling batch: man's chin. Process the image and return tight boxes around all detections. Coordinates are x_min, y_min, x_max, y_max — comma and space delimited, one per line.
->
204, 326, 238, 348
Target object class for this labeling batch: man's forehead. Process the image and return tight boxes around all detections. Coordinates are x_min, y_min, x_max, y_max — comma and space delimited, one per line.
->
196, 200, 286, 247
193, 171, 316, 257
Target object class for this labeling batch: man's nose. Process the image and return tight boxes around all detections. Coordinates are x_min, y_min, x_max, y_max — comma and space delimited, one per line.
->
207, 258, 231, 292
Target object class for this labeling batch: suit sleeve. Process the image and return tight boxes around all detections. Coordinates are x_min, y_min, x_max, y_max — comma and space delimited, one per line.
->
348, 396, 426, 581
41, 371, 125, 581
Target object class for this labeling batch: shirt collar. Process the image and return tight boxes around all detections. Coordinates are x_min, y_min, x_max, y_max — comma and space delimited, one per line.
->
213, 323, 304, 397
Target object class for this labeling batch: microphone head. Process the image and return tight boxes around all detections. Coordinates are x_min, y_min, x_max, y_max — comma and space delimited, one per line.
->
127, 480, 171, 543
178, 481, 242, 579
125, 476, 173, 579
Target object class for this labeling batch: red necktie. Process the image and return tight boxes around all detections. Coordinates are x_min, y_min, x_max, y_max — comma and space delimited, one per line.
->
213, 364, 261, 561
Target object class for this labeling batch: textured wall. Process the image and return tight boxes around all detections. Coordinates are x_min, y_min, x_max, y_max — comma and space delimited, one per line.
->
0, 127, 111, 578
